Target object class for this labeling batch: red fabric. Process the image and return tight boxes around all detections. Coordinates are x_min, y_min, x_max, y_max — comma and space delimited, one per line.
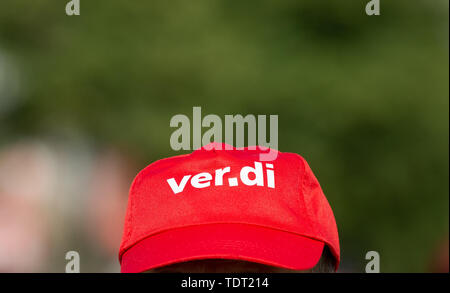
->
121, 223, 324, 273
119, 142, 340, 272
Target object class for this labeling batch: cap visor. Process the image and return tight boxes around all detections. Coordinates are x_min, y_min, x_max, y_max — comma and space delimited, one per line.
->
120, 223, 325, 273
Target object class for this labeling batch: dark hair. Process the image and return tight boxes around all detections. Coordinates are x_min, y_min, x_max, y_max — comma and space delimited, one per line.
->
309, 245, 336, 273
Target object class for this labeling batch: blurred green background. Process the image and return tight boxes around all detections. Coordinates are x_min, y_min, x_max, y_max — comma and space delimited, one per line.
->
0, 0, 448, 272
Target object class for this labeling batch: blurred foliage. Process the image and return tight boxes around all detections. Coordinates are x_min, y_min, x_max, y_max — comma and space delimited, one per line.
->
0, 0, 448, 272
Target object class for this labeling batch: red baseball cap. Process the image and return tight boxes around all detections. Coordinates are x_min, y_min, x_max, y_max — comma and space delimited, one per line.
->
119, 142, 340, 272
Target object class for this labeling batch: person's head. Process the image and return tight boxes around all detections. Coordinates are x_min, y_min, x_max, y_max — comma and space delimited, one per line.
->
119, 143, 340, 273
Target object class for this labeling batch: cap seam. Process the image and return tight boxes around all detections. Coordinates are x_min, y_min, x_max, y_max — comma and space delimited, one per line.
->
296, 154, 316, 236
